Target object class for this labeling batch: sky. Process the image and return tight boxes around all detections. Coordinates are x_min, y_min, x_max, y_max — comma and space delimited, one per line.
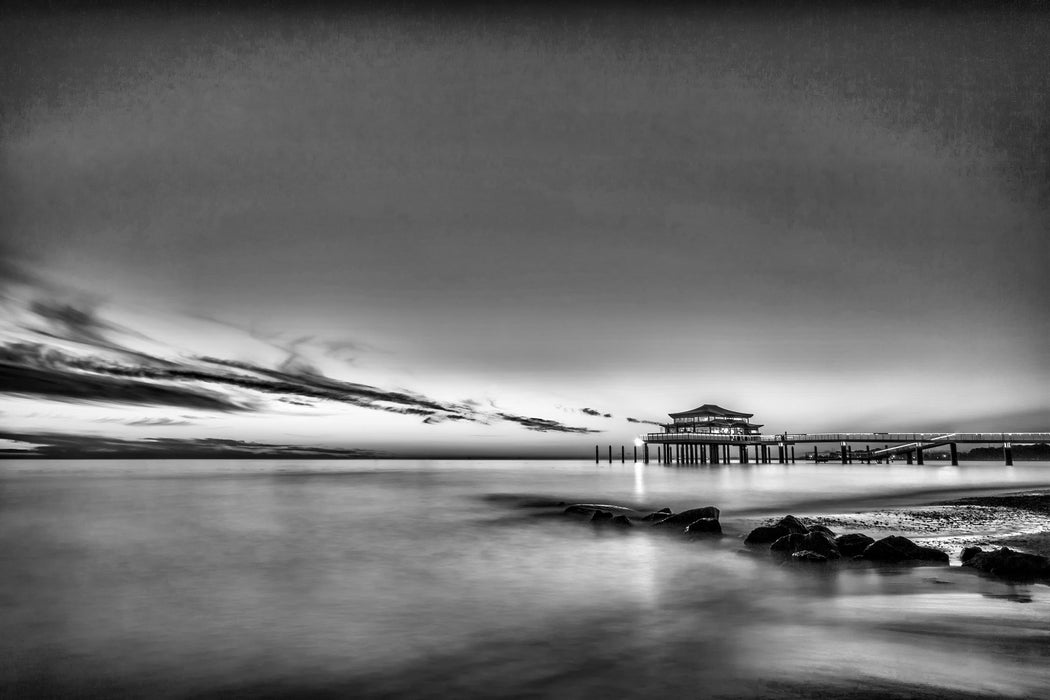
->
1, 2, 1048, 458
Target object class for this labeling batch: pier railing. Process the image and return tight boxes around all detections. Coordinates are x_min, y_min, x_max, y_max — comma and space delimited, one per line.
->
642, 432, 1050, 445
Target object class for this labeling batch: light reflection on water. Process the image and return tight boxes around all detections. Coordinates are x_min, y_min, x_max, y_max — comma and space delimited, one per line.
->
1, 459, 1048, 698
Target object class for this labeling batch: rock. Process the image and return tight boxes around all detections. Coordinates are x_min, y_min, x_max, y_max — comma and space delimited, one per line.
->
859, 536, 948, 564
775, 515, 809, 535
744, 525, 791, 545
962, 547, 1050, 580
770, 533, 807, 555
609, 514, 633, 528
835, 533, 875, 557
799, 531, 840, 559
911, 546, 949, 563
566, 503, 636, 514
564, 505, 597, 517
684, 518, 723, 537
652, 506, 720, 529
960, 546, 983, 564
589, 510, 613, 524
770, 531, 840, 559
807, 524, 837, 538
642, 508, 673, 521
791, 550, 829, 563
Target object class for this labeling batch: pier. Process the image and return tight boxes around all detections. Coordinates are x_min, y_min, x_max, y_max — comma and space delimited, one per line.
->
639, 431, 1050, 466
629, 404, 1049, 466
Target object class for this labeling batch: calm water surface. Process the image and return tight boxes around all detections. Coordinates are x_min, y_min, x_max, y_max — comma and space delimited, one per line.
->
2, 459, 1049, 698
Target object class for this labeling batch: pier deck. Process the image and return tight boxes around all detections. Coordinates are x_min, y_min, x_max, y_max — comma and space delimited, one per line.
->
638, 432, 1050, 466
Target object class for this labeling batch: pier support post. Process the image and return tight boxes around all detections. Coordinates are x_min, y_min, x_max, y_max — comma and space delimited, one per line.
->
840, 443, 847, 464
949, 442, 957, 466
906, 450, 913, 465
738, 445, 746, 463
865, 445, 870, 464
813, 446, 818, 462
847, 445, 853, 464
710, 444, 719, 464
1004, 443, 1013, 466
595, 445, 599, 464
791, 446, 795, 463
644, 444, 649, 464
621, 446, 625, 463
608, 445, 612, 464
917, 445, 924, 465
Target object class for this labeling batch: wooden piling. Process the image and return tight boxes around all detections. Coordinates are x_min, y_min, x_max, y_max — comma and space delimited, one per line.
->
840, 443, 847, 464
916, 445, 924, 465
1005, 442, 1013, 466
621, 445, 625, 463
949, 442, 958, 466
595, 445, 599, 463
608, 445, 612, 464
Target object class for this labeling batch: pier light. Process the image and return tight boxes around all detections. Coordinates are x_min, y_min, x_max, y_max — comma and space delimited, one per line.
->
634, 437, 643, 447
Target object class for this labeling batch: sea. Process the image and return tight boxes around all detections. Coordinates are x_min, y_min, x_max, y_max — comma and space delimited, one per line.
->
2, 458, 1049, 699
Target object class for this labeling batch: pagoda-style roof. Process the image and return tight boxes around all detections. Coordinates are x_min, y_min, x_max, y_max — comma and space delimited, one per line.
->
668, 404, 754, 419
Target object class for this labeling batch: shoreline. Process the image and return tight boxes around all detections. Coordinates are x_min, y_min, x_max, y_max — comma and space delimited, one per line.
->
747, 488, 1050, 560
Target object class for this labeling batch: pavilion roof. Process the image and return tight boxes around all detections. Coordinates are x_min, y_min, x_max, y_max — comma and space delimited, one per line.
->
668, 404, 754, 419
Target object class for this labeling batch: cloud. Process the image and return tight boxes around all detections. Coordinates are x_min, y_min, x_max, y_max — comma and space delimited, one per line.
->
2, 275, 603, 438
29, 298, 115, 346
93, 416, 195, 426
126, 417, 194, 426
193, 356, 465, 418
626, 417, 662, 427
0, 347, 247, 413
0, 430, 384, 459
579, 407, 613, 418
1, 340, 599, 436
495, 413, 601, 434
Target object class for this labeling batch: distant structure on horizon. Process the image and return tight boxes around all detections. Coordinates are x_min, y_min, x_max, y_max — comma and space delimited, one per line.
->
660, 403, 762, 437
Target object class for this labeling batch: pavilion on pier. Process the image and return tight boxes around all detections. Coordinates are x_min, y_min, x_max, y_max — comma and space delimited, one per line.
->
661, 404, 762, 436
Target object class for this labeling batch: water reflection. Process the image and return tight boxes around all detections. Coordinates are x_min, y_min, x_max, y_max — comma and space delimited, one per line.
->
1, 459, 1049, 698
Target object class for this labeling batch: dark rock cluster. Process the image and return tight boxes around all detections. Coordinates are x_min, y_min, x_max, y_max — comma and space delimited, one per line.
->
961, 546, 1050, 580
744, 515, 949, 566
562, 503, 723, 538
